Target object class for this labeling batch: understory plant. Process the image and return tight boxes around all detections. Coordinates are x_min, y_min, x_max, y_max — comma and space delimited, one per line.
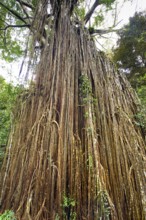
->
0, 210, 16, 220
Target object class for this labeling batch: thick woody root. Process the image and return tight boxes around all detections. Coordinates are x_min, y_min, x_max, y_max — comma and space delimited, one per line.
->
0, 10, 145, 220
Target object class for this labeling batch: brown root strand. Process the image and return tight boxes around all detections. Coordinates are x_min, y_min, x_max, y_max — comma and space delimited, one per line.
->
0, 4, 146, 220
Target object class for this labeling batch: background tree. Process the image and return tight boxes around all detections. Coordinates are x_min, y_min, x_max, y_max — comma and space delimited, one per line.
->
113, 12, 146, 89
0, 0, 26, 61
0, 76, 22, 167
0, 1, 145, 220
113, 11, 146, 128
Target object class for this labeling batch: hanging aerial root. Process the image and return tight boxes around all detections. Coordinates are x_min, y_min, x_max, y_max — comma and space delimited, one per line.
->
0, 4, 146, 220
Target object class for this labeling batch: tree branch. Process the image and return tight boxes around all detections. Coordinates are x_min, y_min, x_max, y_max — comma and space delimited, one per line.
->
0, 2, 27, 24
0, 24, 30, 31
16, 0, 31, 21
17, 0, 34, 10
89, 28, 121, 35
84, 0, 101, 24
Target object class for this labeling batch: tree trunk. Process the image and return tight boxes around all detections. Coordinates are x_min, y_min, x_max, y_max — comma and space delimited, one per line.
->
0, 1, 145, 220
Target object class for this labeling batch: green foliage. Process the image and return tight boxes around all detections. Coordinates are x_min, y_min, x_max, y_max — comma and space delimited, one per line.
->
0, 146, 5, 167
79, 75, 97, 109
0, 76, 22, 145
74, 6, 85, 21
99, 0, 115, 7
137, 85, 146, 106
0, 0, 28, 61
87, 154, 93, 169
1, 31, 23, 62
113, 12, 146, 108
55, 213, 60, 220
62, 194, 76, 220
131, 73, 146, 107
32, 0, 39, 7
62, 195, 76, 208
134, 107, 146, 129
0, 76, 23, 167
96, 190, 111, 219
93, 13, 104, 26
113, 12, 146, 82
0, 210, 16, 220
79, 75, 92, 103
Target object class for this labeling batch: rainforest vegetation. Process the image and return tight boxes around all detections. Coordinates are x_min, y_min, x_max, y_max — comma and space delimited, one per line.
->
113, 11, 146, 137
0, 0, 145, 219
0, 76, 23, 167
113, 11, 146, 105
